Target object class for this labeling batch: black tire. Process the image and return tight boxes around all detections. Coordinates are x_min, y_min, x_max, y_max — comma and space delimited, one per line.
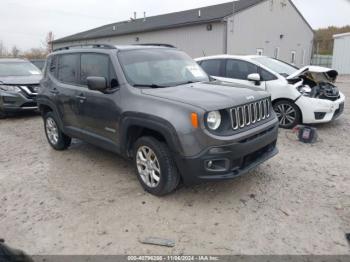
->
44, 112, 71, 150
273, 100, 301, 129
0, 109, 6, 119
133, 136, 180, 196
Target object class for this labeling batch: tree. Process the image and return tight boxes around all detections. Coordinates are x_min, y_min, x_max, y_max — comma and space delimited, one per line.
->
314, 25, 350, 55
0, 40, 8, 57
23, 48, 47, 59
11, 45, 20, 58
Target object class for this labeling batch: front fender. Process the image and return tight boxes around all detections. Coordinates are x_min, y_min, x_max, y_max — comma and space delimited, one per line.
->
119, 112, 183, 157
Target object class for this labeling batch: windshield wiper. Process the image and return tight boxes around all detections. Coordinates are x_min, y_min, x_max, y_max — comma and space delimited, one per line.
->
172, 80, 200, 86
133, 84, 168, 88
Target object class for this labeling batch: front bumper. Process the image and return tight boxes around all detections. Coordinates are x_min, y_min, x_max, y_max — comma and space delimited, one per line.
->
296, 92, 345, 124
0, 91, 38, 112
175, 121, 279, 185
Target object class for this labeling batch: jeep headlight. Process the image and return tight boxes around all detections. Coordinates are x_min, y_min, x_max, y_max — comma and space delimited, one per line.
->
207, 111, 221, 130
0, 85, 21, 92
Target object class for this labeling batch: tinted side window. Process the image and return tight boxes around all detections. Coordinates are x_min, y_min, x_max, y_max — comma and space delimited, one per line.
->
200, 59, 222, 76
57, 54, 79, 84
260, 68, 277, 81
80, 54, 109, 85
48, 55, 57, 77
225, 60, 258, 80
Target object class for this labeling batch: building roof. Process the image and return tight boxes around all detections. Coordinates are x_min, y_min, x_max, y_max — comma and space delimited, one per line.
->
53, 0, 265, 44
333, 32, 350, 39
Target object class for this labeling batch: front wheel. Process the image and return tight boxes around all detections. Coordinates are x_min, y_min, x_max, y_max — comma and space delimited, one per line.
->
0, 109, 6, 119
44, 112, 71, 150
133, 136, 180, 196
273, 100, 301, 129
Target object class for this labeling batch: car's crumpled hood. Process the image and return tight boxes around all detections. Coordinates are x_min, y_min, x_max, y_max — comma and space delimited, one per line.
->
0, 75, 42, 85
286, 66, 338, 82
141, 81, 269, 111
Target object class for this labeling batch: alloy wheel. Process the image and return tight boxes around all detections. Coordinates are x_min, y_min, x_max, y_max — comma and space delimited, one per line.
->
46, 117, 59, 145
274, 103, 297, 126
136, 146, 161, 188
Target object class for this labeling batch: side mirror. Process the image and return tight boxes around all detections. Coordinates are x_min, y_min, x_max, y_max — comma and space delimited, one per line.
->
87, 76, 107, 91
247, 73, 261, 85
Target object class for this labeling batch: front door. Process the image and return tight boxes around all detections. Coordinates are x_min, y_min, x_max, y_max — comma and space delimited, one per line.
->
76, 53, 121, 146
216, 59, 267, 90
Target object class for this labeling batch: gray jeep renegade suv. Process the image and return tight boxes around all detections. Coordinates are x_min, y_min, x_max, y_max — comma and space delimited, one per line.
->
38, 44, 279, 196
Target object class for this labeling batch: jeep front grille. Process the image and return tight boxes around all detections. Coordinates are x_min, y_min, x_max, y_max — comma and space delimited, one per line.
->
230, 99, 271, 130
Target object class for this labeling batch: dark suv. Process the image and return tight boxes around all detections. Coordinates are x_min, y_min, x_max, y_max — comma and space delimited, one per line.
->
0, 59, 42, 118
38, 44, 279, 196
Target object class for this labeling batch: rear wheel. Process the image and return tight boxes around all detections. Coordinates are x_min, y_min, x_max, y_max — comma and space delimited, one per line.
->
273, 100, 301, 129
133, 136, 180, 196
44, 112, 71, 150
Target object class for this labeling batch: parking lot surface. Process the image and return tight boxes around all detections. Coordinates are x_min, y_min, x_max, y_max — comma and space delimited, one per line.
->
0, 76, 349, 255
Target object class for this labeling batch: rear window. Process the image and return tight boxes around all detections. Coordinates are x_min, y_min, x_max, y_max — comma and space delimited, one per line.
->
0, 61, 42, 77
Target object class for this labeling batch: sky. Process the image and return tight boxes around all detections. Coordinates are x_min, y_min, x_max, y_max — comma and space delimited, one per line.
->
0, 0, 349, 51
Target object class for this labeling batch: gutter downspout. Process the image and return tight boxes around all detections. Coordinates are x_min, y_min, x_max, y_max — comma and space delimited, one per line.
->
223, 1, 237, 55
223, 18, 228, 54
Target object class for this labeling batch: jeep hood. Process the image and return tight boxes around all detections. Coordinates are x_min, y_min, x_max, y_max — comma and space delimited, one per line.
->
286, 66, 338, 82
0, 75, 42, 85
141, 81, 269, 111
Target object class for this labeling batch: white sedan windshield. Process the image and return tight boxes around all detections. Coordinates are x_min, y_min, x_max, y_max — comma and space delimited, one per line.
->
252, 57, 298, 77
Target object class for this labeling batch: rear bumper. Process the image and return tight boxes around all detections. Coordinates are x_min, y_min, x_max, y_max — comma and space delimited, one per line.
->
0, 91, 38, 112
175, 122, 279, 185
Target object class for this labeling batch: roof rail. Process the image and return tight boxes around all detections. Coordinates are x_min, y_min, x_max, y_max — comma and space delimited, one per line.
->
54, 44, 117, 52
136, 43, 176, 48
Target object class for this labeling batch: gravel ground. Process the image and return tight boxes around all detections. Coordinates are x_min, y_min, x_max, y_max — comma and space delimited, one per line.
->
0, 76, 349, 255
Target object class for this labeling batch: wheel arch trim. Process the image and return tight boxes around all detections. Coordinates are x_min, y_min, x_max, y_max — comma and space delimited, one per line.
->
37, 98, 64, 130
119, 112, 183, 157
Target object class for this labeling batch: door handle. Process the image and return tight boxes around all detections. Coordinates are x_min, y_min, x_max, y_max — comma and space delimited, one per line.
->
76, 95, 87, 103
50, 88, 59, 95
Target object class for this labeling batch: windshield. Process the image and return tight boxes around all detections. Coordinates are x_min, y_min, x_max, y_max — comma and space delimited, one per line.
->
0, 61, 42, 77
252, 57, 298, 77
118, 49, 209, 87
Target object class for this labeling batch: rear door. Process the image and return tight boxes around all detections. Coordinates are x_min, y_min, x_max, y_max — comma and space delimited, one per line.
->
52, 53, 81, 130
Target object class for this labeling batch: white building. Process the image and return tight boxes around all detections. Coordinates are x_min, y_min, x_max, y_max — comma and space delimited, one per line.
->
52, 0, 314, 67
332, 32, 350, 75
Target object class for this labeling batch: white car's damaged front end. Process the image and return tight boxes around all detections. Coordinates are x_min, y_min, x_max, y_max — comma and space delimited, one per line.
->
288, 66, 345, 124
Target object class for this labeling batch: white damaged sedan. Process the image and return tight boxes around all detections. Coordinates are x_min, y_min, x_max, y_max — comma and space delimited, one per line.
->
196, 55, 345, 128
